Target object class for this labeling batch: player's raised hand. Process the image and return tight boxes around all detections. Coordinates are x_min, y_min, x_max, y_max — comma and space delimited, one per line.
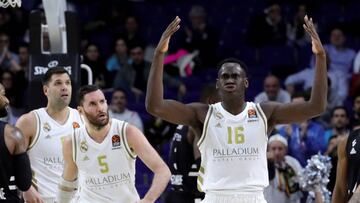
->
303, 15, 325, 56
155, 16, 181, 53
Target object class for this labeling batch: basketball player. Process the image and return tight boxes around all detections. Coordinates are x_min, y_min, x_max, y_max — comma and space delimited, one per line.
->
146, 15, 327, 203
332, 129, 360, 203
57, 85, 170, 203
16, 67, 83, 203
0, 83, 32, 202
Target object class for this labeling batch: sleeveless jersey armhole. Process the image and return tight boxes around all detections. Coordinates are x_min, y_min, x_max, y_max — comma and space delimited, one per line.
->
255, 103, 268, 136
28, 111, 41, 150
120, 122, 136, 159
197, 105, 213, 148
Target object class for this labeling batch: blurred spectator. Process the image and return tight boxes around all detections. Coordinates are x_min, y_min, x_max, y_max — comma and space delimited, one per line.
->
285, 55, 345, 110
324, 106, 349, 146
1, 70, 25, 124
109, 88, 144, 132
287, 4, 313, 47
106, 37, 131, 73
255, 74, 291, 103
178, 5, 218, 70
247, 4, 288, 47
264, 134, 303, 203
310, 28, 355, 99
114, 45, 186, 101
0, 33, 19, 70
278, 93, 326, 166
119, 16, 145, 50
17, 42, 29, 75
350, 94, 360, 130
82, 43, 108, 88
353, 49, 360, 73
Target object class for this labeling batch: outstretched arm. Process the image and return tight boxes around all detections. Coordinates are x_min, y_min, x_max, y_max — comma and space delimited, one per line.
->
56, 136, 78, 203
262, 16, 327, 125
146, 16, 204, 126
126, 124, 170, 203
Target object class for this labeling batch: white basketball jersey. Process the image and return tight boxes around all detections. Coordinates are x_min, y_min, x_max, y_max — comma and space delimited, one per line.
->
73, 119, 140, 203
197, 102, 269, 193
28, 107, 83, 200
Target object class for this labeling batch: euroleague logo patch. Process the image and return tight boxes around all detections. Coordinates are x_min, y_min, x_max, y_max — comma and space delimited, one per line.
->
112, 135, 121, 149
247, 108, 259, 122
72, 122, 80, 129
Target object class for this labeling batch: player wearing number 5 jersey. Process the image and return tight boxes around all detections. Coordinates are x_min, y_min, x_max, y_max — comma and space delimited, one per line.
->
146, 15, 327, 203
57, 85, 170, 203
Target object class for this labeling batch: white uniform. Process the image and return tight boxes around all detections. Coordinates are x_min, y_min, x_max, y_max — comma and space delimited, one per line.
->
198, 102, 268, 203
72, 119, 140, 203
28, 107, 83, 202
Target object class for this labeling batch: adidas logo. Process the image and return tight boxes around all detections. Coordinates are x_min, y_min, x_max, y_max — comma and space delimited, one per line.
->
215, 123, 221, 128
45, 134, 51, 139
351, 140, 357, 155
82, 156, 89, 161
350, 148, 357, 154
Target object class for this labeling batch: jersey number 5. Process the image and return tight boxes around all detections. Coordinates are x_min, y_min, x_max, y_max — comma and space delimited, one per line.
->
97, 155, 109, 173
227, 126, 245, 144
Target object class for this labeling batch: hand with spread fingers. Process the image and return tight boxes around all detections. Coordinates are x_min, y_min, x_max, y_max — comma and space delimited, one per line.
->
303, 15, 325, 56
155, 16, 181, 53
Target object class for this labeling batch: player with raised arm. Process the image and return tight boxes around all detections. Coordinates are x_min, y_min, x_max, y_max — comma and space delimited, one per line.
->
146, 15, 327, 203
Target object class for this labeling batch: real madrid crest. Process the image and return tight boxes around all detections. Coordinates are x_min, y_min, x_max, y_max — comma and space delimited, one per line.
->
43, 122, 51, 132
80, 140, 88, 153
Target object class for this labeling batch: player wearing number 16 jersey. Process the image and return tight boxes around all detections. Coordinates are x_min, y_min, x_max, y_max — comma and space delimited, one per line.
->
146, 16, 327, 203
57, 85, 170, 203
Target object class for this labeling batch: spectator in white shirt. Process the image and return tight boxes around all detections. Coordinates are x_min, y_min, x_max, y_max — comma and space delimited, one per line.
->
108, 88, 144, 132
255, 74, 291, 103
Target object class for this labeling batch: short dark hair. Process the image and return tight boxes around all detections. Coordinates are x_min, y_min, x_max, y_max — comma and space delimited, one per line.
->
330, 106, 348, 118
112, 87, 127, 99
42, 67, 70, 85
217, 58, 248, 77
199, 84, 219, 103
77, 85, 100, 105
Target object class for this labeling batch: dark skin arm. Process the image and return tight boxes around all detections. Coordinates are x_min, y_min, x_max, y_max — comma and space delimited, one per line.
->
331, 136, 348, 203
4, 124, 28, 155
261, 16, 327, 132
146, 16, 208, 129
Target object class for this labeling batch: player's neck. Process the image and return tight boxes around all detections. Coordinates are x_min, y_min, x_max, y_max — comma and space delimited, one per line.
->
45, 105, 69, 124
221, 98, 246, 115
86, 122, 111, 144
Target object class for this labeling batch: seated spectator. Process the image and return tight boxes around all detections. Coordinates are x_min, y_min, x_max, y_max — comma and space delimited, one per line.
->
285, 55, 345, 109
82, 43, 108, 88
178, 5, 218, 70
309, 27, 355, 100
265, 134, 303, 203
109, 88, 144, 132
287, 4, 313, 47
278, 93, 326, 166
247, 4, 288, 47
119, 16, 146, 50
255, 74, 291, 103
324, 106, 349, 146
114, 45, 186, 101
106, 37, 132, 74
0, 33, 19, 70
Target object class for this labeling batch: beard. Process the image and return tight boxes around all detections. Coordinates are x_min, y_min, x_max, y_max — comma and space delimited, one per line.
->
83, 109, 109, 129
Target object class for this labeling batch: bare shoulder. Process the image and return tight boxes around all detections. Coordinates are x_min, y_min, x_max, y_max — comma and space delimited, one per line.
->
15, 111, 37, 137
4, 124, 27, 155
188, 102, 210, 124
